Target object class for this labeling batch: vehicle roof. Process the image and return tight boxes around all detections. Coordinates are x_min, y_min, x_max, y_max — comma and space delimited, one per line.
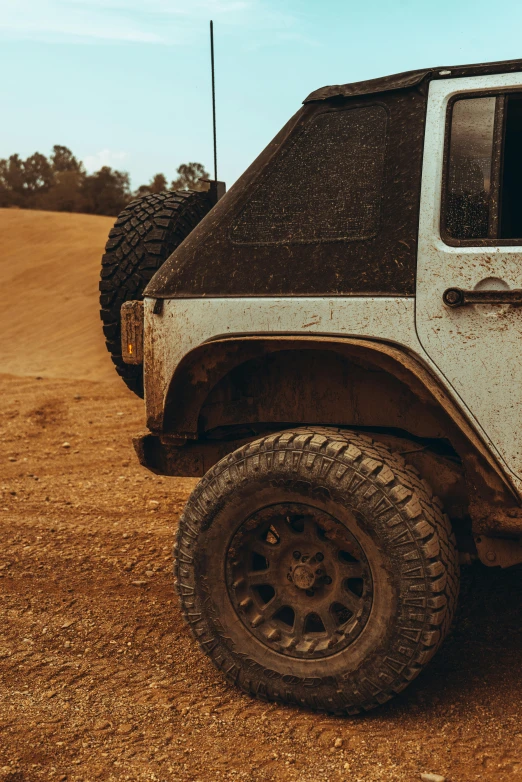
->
304, 58, 522, 103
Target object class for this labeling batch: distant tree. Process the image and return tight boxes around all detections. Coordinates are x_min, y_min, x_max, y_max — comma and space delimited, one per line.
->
134, 184, 150, 199
51, 145, 83, 174
41, 146, 85, 212
0, 146, 210, 215
23, 153, 54, 195
171, 162, 209, 191
150, 173, 168, 193
44, 170, 86, 213
82, 166, 131, 216
0, 154, 26, 206
134, 172, 168, 198
0, 152, 53, 207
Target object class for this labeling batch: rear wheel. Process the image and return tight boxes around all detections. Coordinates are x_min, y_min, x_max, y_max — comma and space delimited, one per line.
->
175, 427, 459, 714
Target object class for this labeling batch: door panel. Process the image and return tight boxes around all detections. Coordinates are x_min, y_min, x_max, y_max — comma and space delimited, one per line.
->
416, 74, 522, 480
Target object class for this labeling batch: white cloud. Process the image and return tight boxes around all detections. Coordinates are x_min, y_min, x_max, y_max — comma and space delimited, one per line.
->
0, 0, 299, 45
82, 149, 129, 172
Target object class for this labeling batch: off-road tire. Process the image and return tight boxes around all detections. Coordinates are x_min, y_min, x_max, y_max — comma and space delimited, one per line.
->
99, 190, 212, 396
175, 427, 459, 714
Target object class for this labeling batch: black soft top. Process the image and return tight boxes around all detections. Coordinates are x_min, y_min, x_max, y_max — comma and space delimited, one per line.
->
146, 58, 522, 301
305, 59, 522, 103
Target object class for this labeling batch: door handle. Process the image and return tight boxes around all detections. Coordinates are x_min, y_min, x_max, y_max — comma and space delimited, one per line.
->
442, 287, 522, 308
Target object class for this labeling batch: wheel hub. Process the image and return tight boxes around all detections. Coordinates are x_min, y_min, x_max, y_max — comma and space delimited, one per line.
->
226, 503, 373, 660
291, 562, 319, 590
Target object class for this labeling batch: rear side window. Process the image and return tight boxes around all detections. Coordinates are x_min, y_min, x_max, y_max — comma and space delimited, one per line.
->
443, 93, 522, 244
231, 106, 388, 245
501, 95, 522, 238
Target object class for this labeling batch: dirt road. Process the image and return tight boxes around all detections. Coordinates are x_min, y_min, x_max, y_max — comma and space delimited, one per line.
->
0, 209, 521, 781
1, 372, 521, 782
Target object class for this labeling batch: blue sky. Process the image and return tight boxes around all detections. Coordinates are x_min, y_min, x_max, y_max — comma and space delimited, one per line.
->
2, 0, 522, 189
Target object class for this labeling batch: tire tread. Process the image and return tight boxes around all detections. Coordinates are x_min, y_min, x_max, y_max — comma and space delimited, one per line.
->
99, 189, 212, 396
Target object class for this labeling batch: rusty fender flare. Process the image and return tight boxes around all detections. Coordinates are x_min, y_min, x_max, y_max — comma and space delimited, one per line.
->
160, 334, 519, 507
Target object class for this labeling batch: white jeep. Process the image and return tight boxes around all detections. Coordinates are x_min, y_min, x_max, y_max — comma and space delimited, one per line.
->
100, 59, 522, 714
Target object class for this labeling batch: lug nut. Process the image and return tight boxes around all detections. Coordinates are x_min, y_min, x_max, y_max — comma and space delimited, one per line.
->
316, 552, 324, 562
293, 551, 301, 560
301, 555, 309, 563
315, 569, 323, 576
324, 576, 332, 585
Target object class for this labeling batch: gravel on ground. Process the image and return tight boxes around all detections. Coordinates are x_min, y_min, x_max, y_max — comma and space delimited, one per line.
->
1, 374, 521, 782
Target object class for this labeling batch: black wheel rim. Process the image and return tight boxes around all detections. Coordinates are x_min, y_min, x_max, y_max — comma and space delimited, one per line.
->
226, 503, 373, 659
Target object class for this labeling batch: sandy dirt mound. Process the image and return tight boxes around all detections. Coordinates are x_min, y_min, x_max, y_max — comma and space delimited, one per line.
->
0, 208, 117, 383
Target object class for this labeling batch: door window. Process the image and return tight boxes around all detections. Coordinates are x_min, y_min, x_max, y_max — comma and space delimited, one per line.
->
442, 92, 522, 245
500, 95, 522, 238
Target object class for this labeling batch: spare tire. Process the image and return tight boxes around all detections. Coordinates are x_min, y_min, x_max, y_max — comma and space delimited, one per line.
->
99, 190, 212, 396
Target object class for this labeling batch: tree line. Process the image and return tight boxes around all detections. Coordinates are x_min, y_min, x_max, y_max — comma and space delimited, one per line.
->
0, 146, 209, 216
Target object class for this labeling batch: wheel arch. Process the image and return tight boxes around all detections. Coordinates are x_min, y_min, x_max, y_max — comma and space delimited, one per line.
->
162, 334, 517, 513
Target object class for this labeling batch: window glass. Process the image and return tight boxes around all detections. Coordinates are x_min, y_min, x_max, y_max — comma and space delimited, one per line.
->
231, 106, 387, 245
445, 97, 496, 240
500, 95, 522, 239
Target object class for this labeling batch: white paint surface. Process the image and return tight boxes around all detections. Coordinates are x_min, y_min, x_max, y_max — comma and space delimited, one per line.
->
143, 293, 511, 472
417, 73, 522, 481
143, 296, 420, 425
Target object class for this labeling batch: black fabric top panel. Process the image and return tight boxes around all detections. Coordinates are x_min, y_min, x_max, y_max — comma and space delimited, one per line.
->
146, 87, 427, 299
305, 58, 522, 103
230, 106, 388, 245
306, 68, 429, 103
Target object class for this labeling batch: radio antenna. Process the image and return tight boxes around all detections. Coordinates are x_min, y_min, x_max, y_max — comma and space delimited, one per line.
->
210, 20, 218, 181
